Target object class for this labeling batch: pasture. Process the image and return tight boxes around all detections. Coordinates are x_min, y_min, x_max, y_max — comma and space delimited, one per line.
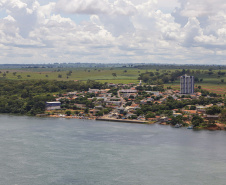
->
0, 68, 145, 83
0, 67, 226, 95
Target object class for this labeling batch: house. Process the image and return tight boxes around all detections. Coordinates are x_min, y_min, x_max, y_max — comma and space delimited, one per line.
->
217, 103, 224, 107
160, 117, 169, 122
88, 88, 101, 94
146, 91, 160, 96
140, 100, 147, 105
119, 89, 138, 93
196, 105, 206, 113
147, 97, 154, 102
94, 105, 103, 110
173, 113, 182, 117
67, 91, 77, 96
125, 104, 139, 112
205, 115, 219, 121
105, 101, 121, 106
108, 83, 117, 87
182, 110, 197, 115
46, 101, 61, 110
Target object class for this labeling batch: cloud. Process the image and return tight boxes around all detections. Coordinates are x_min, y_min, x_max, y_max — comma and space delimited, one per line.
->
182, 17, 202, 47
56, 0, 111, 15
172, 0, 226, 27
2, 0, 39, 37
56, 0, 137, 15
1, 0, 226, 64
180, 0, 226, 18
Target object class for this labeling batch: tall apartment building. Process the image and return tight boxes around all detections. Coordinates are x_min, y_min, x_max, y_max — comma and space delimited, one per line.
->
180, 74, 194, 94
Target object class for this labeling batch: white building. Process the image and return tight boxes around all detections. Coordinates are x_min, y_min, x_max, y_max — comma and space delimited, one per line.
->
180, 74, 194, 94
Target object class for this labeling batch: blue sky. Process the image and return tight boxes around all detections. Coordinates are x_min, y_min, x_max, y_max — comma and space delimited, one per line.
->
0, 0, 226, 65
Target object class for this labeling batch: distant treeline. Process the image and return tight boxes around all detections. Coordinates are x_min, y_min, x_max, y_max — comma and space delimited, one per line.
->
134, 64, 226, 70
0, 63, 225, 70
138, 69, 226, 85
0, 79, 105, 115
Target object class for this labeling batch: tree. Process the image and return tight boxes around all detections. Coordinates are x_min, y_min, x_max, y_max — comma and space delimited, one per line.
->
145, 112, 155, 119
208, 71, 213, 76
135, 109, 144, 116
130, 115, 137, 119
125, 101, 132, 106
162, 76, 169, 83
206, 105, 221, 115
84, 108, 89, 114
219, 109, 226, 124
96, 111, 103, 116
67, 71, 72, 76
74, 111, 79, 115
190, 105, 196, 110
112, 73, 117, 77
170, 115, 183, 125
194, 77, 199, 82
65, 110, 71, 116
192, 115, 204, 127
218, 71, 225, 76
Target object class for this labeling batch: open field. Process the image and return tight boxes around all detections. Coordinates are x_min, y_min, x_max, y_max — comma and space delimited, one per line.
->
0, 68, 147, 83
0, 68, 226, 95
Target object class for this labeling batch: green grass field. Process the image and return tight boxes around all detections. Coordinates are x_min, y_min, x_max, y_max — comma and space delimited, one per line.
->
1, 68, 226, 95
0, 68, 147, 83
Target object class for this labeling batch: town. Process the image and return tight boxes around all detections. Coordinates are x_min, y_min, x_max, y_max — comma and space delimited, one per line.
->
45, 75, 226, 130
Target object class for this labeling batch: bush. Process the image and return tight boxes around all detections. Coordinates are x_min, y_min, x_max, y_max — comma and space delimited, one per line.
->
65, 110, 71, 116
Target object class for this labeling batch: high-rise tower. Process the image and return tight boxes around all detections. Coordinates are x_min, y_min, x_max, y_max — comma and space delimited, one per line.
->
180, 74, 194, 94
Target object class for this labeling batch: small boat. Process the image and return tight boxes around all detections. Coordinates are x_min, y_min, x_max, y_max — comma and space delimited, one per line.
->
187, 125, 194, 129
174, 124, 180, 128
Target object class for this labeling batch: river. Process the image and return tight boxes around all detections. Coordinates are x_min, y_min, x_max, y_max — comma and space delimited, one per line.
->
0, 114, 226, 185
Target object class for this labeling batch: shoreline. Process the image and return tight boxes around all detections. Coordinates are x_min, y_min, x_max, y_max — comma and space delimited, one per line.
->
46, 114, 148, 123
37, 114, 226, 130
96, 117, 148, 124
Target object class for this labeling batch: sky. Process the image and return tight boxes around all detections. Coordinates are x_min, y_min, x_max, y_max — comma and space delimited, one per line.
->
0, 0, 226, 65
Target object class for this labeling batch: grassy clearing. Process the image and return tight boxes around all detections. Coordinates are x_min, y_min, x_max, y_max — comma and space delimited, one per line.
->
0, 68, 148, 82
0, 68, 226, 95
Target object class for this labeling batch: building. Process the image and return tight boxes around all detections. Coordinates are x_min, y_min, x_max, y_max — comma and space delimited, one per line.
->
46, 101, 61, 110
88, 88, 101, 94
119, 89, 137, 93
180, 74, 194, 94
